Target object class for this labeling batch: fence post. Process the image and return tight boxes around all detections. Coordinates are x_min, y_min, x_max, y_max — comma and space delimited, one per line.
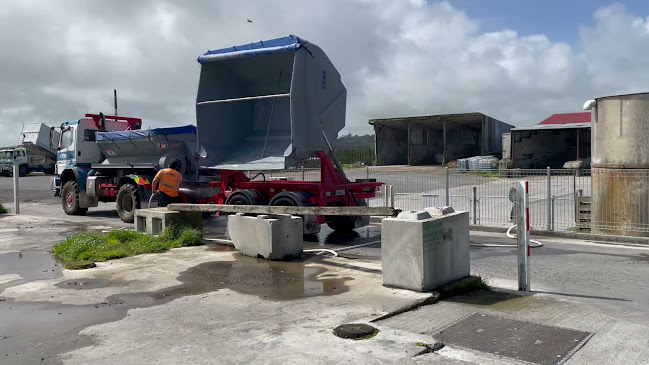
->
13, 164, 19, 214
472, 186, 477, 225
445, 167, 450, 206
551, 194, 556, 231
301, 165, 305, 181
516, 180, 530, 292
384, 185, 389, 207
366, 165, 369, 180
390, 185, 395, 208
546, 167, 551, 231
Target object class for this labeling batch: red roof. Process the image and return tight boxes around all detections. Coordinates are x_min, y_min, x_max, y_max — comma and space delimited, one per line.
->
538, 112, 591, 125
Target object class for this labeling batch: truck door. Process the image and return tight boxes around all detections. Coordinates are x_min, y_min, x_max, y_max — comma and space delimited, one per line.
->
76, 120, 103, 165
57, 126, 76, 171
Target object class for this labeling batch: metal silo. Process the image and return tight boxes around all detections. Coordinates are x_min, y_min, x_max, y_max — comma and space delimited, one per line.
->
585, 92, 649, 236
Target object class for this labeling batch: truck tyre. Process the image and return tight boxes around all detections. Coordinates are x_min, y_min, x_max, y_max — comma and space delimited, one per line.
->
18, 165, 27, 177
116, 183, 140, 223
327, 216, 356, 232
62, 181, 87, 216
326, 199, 367, 232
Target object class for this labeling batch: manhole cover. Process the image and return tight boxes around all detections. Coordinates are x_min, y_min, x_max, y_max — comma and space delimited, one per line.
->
434, 313, 592, 365
333, 323, 379, 340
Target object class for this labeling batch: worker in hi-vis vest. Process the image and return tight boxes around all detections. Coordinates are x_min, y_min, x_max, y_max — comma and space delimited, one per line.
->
152, 160, 183, 207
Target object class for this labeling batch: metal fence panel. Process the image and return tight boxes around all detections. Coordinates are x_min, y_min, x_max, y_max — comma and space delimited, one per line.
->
244, 165, 649, 234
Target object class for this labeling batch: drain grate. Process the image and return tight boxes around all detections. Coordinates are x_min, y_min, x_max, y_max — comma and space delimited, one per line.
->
434, 313, 592, 365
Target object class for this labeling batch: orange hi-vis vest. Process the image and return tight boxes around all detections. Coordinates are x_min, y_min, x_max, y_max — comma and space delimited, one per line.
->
155, 168, 182, 197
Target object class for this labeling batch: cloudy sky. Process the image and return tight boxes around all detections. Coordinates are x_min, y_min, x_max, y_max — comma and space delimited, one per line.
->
2, 0, 649, 147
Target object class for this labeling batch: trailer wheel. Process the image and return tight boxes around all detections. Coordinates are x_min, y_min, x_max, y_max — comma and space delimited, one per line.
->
116, 183, 140, 223
62, 181, 87, 216
326, 199, 368, 232
226, 190, 268, 206
326, 216, 356, 232
18, 165, 27, 177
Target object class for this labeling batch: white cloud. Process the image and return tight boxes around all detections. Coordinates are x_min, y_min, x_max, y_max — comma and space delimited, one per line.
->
0, 1, 648, 147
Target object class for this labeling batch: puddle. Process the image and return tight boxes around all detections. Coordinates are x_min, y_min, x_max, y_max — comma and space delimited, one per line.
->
205, 243, 236, 252
108, 254, 351, 304
0, 247, 351, 363
55, 279, 110, 290
0, 251, 62, 292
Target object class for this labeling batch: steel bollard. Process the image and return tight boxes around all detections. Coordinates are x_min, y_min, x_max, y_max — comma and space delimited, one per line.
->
13, 164, 19, 214
516, 180, 530, 291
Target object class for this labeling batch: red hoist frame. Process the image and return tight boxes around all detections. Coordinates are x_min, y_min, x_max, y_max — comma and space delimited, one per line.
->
205, 151, 382, 224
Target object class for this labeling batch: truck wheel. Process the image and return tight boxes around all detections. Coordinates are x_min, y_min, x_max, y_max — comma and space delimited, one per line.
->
326, 199, 367, 232
62, 181, 87, 216
326, 216, 356, 232
18, 165, 27, 177
116, 183, 140, 223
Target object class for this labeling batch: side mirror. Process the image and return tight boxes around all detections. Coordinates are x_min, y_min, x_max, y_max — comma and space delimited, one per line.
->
49, 127, 57, 150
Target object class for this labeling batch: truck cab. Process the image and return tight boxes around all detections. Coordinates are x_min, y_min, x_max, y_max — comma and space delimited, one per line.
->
52, 114, 143, 220
55, 115, 140, 174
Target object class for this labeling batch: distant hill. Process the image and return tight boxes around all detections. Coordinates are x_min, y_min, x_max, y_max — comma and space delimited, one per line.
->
333, 134, 374, 150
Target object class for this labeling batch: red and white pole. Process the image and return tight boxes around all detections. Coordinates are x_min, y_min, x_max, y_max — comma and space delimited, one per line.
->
517, 180, 530, 291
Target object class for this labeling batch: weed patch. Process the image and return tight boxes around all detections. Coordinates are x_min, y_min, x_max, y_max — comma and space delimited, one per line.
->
52, 226, 203, 269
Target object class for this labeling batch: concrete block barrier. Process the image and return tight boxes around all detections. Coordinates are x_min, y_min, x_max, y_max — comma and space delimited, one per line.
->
381, 208, 470, 292
135, 208, 203, 235
228, 213, 303, 260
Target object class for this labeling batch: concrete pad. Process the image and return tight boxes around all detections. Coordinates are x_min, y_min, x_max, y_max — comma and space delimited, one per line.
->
1, 246, 464, 364
135, 208, 202, 235
228, 213, 302, 260
376, 290, 649, 365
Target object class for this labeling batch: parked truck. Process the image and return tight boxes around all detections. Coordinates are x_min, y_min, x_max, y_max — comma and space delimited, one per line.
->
0, 147, 56, 177
0, 122, 61, 176
45, 35, 381, 232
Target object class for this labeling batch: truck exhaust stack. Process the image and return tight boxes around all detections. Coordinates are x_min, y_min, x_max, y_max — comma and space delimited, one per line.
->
196, 35, 347, 170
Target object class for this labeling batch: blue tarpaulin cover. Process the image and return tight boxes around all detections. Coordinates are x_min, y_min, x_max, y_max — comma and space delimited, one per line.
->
96, 125, 196, 141
197, 35, 304, 63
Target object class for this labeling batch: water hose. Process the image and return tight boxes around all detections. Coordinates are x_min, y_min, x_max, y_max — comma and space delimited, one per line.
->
470, 225, 543, 248
148, 192, 158, 208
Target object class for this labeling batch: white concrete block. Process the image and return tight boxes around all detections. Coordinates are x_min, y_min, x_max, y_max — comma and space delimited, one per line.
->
135, 208, 203, 235
228, 213, 303, 260
381, 210, 470, 292
424, 206, 455, 216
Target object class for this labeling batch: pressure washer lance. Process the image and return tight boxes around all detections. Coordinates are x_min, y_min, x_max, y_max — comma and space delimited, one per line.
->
148, 191, 159, 208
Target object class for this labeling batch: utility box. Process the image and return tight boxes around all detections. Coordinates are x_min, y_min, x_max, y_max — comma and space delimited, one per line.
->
381, 209, 470, 292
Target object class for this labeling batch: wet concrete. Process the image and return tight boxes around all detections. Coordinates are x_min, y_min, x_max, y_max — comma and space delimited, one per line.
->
55, 279, 110, 290
0, 251, 350, 364
0, 252, 62, 293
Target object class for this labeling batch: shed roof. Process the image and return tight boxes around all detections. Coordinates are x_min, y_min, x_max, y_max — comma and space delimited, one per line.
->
538, 112, 590, 125
369, 112, 510, 129
511, 122, 591, 132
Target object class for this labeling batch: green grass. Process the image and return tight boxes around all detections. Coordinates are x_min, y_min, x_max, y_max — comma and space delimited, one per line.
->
470, 171, 500, 178
52, 226, 203, 269
0, 202, 9, 214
